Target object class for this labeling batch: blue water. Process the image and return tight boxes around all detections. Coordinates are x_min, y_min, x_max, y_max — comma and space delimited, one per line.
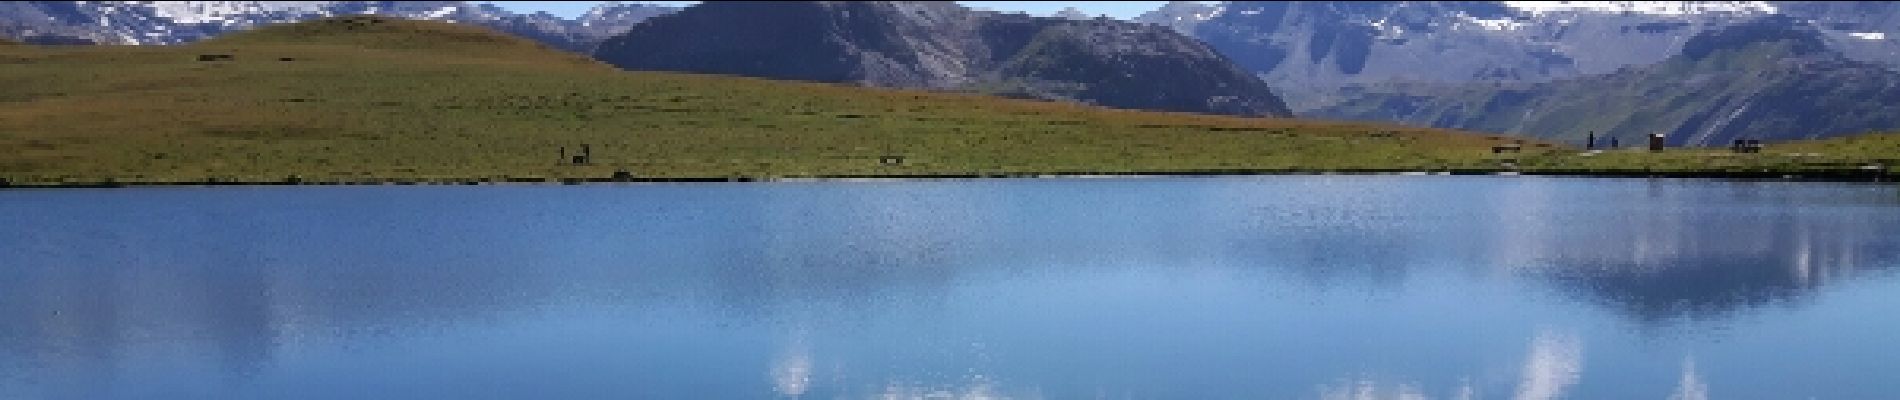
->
2, 176, 1898, 399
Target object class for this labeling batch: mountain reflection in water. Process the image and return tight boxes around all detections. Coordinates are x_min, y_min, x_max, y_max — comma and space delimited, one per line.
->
1, 177, 1897, 399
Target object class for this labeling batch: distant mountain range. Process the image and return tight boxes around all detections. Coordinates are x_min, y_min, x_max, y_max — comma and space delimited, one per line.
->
1132, 1, 1900, 141
593, 1, 1291, 117
1309, 16, 1900, 145
10, 1, 1900, 141
1160, 1, 1900, 111
2, 1, 1291, 117
0, 1, 676, 51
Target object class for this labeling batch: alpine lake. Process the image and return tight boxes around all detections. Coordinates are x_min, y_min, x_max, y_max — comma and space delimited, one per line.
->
3, 175, 1898, 399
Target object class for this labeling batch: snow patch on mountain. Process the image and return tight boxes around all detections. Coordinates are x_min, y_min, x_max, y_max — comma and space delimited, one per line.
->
1503, 1, 1779, 17
1458, 13, 1531, 31
146, 1, 364, 25
1, 1, 679, 51
1131, 1, 1224, 35
424, 5, 459, 20
1849, 32, 1887, 40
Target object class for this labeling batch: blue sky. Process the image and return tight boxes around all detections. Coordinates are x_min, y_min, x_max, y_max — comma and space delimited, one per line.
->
479, 2, 1180, 20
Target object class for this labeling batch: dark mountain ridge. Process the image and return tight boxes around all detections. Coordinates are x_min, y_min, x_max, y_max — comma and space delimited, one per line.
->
593, 1, 1291, 117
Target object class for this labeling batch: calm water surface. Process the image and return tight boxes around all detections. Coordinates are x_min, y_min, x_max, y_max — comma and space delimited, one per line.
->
2, 176, 1899, 399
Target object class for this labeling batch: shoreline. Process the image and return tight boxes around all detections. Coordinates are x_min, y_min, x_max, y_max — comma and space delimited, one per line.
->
2, 168, 1891, 189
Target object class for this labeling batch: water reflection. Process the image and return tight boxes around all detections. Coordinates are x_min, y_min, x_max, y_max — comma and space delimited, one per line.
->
874, 376, 1018, 400
1491, 181, 1900, 324
1310, 328, 1586, 400
1512, 329, 1582, 400
770, 328, 813, 397
1316, 379, 1431, 400
1668, 357, 1708, 400
764, 327, 1034, 399
0, 178, 1896, 399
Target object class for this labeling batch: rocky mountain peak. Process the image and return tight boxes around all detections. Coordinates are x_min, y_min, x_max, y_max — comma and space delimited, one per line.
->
1133, 1, 1224, 34
594, 1, 1290, 117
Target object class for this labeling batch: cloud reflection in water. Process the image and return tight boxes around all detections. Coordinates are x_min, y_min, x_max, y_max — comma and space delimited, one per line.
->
771, 328, 814, 397
1667, 356, 1708, 400
1512, 329, 1582, 400
2, 179, 1897, 399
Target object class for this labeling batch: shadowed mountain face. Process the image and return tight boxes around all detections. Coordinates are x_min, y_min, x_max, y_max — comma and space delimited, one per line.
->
1189, 1, 1598, 110
1308, 16, 1900, 145
593, 1, 1291, 117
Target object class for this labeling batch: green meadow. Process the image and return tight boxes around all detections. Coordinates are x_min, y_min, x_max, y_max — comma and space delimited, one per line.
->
1511, 134, 1900, 176
0, 16, 1893, 186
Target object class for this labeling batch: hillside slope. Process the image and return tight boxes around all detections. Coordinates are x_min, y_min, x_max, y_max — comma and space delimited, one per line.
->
593, 1, 1291, 118
1309, 16, 1900, 146
194, 15, 586, 60
0, 16, 1528, 185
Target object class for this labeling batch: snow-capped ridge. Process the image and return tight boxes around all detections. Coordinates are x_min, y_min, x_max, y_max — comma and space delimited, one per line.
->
4, 1, 679, 49
1503, 1, 1780, 17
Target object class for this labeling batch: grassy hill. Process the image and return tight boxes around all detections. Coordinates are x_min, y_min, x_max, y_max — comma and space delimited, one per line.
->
0, 16, 1891, 186
1511, 132, 1900, 176
0, 16, 1557, 185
